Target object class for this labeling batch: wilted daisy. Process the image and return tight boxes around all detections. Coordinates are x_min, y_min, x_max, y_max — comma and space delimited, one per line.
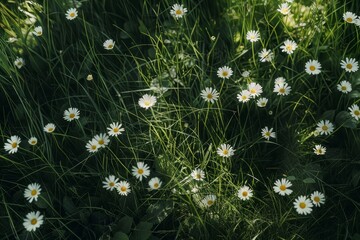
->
305, 60, 322, 75
24, 183, 41, 203
200, 87, 219, 103
191, 168, 205, 181
348, 104, 360, 120
4, 135, 21, 154
277, 3, 291, 15
248, 82, 263, 98
273, 82, 291, 96
103, 39, 115, 50
273, 178, 293, 196
93, 133, 110, 148
138, 94, 157, 109
217, 66, 233, 79
148, 177, 162, 190
316, 120, 334, 135
216, 143, 235, 158
86, 74, 93, 81
241, 70, 250, 78
237, 90, 251, 103
246, 30, 260, 43
43, 123, 55, 133
274, 77, 286, 85
280, 39, 298, 54
23, 211, 44, 232
256, 97, 268, 107
313, 144, 326, 155
237, 185, 253, 201
116, 181, 131, 196
310, 191, 325, 207
340, 58, 359, 73
28, 137, 38, 146
293, 195, 313, 215
14, 57, 25, 69
337, 80, 352, 93
32, 26, 43, 36
200, 194, 216, 208
107, 122, 125, 136
7, 37, 18, 43
86, 139, 100, 153
343, 12, 357, 23
170, 3, 188, 19
261, 127, 276, 140
63, 107, 80, 121
258, 49, 274, 62
65, 8, 78, 20
132, 162, 151, 181
102, 175, 119, 191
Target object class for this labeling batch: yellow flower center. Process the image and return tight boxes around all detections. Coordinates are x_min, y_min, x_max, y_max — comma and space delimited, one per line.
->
70, 12, 75, 18
91, 145, 97, 150
16, 61, 22, 66
265, 132, 271, 137
309, 66, 316, 71
11, 142, 17, 148
153, 183, 159, 189
241, 95, 247, 100
222, 71, 228, 77
223, 149, 229, 155
346, 17, 353, 23
69, 113, 75, 119
279, 184, 286, 191
31, 141, 36, 145
138, 169, 144, 174
279, 88, 285, 94
109, 182, 115, 187
346, 63, 353, 69
144, 101, 151, 106
48, 128, 53, 132
196, 173, 201, 179
207, 200, 213, 206
250, 89, 256, 94
286, 45, 292, 51
314, 196, 320, 203
31, 189, 37, 196
37, 31, 42, 35
113, 127, 119, 132
98, 139, 104, 145
175, 9, 182, 15
108, 44, 113, 49
299, 202, 306, 209
354, 110, 360, 116
242, 191, 248, 197
322, 125, 328, 131
121, 186, 127, 192
31, 218, 37, 225
207, 93, 213, 99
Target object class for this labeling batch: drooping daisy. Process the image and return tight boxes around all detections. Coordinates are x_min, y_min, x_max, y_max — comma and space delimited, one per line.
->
4, 135, 21, 154
86, 74, 93, 81
23, 211, 44, 232
315, 120, 334, 135
237, 185, 253, 201
256, 97, 268, 107
343, 12, 357, 23
103, 39, 115, 50
274, 77, 286, 85
337, 80, 352, 94
237, 90, 251, 103
310, 191, 325, 207
32, 26, 43, 36
24, 183, 41, 203
86, 139, 100, 153
248, 82, 263, 98
313, 144, 326, 155
241, 70, 250, 78
340, 58, 359, 73
200, 87, 219, 103
102, 175, 119, 191
28, 137, 38, 146
63, 107, 80, 122
273, 82, 291, 96
293, 195, 313, 215
273, 178, 293, 196
93, 133, 110, 148
116, 181, 131, 196
43, 123, 56, 133
216, 143, 235, 158
258, 49, 274, 62
107, 122, 125, 136
14, 57, 25, 69
246, 30, 260, 43
305, 60, 322, 75
170, 3, 188, 19
217, 66, 233, 79
348, 104, 360, 120
148, 177, 162, 190
277, 3, 291, 15
280, 39, 298, 54
132, 162, 151, 181
261, 126, 276, 140
191, 168, 205, 181
200, 194, 216, 208
138, 94, 157, 109
65, 8, 78, 20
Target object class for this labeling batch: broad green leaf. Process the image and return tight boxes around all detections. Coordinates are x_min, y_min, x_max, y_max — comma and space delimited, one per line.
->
321, 110, 335, 121
35, 192, 51, 209
335, 111, 357, 129
130, 221, 153, 240
302, 178, 316, 184
112, 232, 129, 240
287, 176, 296, 181
114, 216, 133, 234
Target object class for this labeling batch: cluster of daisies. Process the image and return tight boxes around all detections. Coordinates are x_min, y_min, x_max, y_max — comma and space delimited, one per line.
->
22, 183, 44, 231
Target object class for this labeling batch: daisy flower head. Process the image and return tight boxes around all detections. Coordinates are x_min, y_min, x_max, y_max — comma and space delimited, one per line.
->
293, 195, 313, 215
216, 143, 235, 158
107, 122, 125, 136
63, 107, 80, 122
256, 97, 268, 107
343, 12, 357, 23
280, 39, 298, 54
103, 39, 115, 50
86, 139, 100, 153
28, 137, 38, 146
261, 126, 276, 140
246, 30, 260, 43
258, 49, 274, 62
305, 60, 322, 75
310, 191, 325, 207
316, 120, 334, 135
191, 168, 205, 181
274, 77, 286, 85
273, 178, 293, 196
200, 87, 219, 103
43, 123, 56, 133
116, 180, 131, 196
241, 70, 250, 78
237, 185, 253, 201
200, 194, 216, 208
4, 135, 21, 154
32, 26, 43, 36
14, 57, 25, 69
248, 82, 263, 98
348, 104, 360, 120
138, 94, 157, 109
132, 162, 151, 181
337, 80, 352, 94
237, 90, 251, 103
93, 133, 110, 148
102, 175, 119, 191
313, 144, 326, 155
217, 66, 233, 79
340, 58, 359, 73
273, 82, 291, 96
86, 74, 93, 81
170, 3, 187, 19
148, 177, 162, 190
65, 8, 78, 20
23, 211, 44, 232
277, 3, 291, 15
24, 183, 41, 203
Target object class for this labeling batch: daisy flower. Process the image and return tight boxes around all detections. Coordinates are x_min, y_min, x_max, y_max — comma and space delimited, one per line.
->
102, 175, 119, 191
86, 74, 93, 81
116, 181, 131, 196
200, 194, 216, 208
337, 80, 352, 93
43, 123, 56, 133
274, 77, 286, 85
7, 37, 18, 43
340, 58, 359, 73
256, 97, 268, 107
305, 60, 322, 75
170, 3, 187, 19
273, 82, 291, 96
14, 57, 25, 69
32, 26, 43, 36
241, 70, 250, 78
313, 144, 326, 155
343, 12, 357, 23
237, 185, 253, 201
138, 94, 157, 109
316, 120, 334, 135
63, 107, 80, 122
258, 49, 274, 62
24, 183, 41, 203
103, 39, 115, 50
216, 143, 235, 158
65, 8, 78, 20
277, 3, 291, 15
217, 66, 233, 79
237, 90, 251, 103
191, 168, 205, 181
261, 126, 276, 140
86, 139, 100, 153
93, 133, 110, 148
293, 195, 313, 215
246, 30, 260, 43
280, 39, 298, 54
310, 191, 325, 207
273, 178, 293, 196
107, 122, 125, 136
23, 211, 44, 232
4, 135, 21, 154
348, 104, 360, 120
148, 177, 162, 190
200, 87, 219, 103
132, 162, 151, 181
248, 82, 263, 98
28, 137, 38, 146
